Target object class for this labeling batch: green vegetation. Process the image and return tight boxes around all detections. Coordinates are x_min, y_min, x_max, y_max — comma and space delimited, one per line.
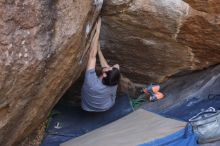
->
130, 94, 148, 110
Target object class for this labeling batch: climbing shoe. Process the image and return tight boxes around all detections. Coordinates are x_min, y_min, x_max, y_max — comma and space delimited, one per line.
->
143, 84, 160, 95
149, 92, 164, 102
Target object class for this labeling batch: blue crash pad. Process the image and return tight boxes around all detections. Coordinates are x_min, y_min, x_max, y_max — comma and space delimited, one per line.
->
41, 95, 133, 146
139, 124, 198, 146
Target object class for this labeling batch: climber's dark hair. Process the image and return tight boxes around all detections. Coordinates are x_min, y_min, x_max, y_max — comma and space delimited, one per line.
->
102, 67, 120, 86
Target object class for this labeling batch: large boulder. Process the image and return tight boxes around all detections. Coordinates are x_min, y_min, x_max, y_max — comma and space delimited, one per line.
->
101, 0, 220, 83
184, 0, 220, 13
0, 0, 102, 145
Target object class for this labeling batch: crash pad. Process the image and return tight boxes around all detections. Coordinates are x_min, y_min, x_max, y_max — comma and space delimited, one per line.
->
61, 109, 196, 146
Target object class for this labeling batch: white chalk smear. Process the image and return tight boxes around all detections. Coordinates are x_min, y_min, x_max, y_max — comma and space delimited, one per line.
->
86, 24, 91, 37
94, 0, 103, 10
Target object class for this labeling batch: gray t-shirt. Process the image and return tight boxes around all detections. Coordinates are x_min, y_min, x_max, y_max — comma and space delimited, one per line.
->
81, 68, 117, 112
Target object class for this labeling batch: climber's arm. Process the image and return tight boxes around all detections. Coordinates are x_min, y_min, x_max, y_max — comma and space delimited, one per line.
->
98, 44, 110, 68
87, 18, 101, 71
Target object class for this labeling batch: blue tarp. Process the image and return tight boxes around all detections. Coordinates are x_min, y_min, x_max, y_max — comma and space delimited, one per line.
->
158, 96, 220, 121
139, 124, 198, 146
41, 95, 133, 146
41, 96, 220, 146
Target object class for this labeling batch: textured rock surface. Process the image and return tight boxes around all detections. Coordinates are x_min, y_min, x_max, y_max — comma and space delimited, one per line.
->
184, 0, 220, 13
0, 0, 102, 145
101, 0, 220, 83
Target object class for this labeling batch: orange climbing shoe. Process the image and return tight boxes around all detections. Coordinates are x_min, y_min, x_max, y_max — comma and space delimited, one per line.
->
143, 84, 160, 94
152, 85, 160, 93
149, 92, 165, 102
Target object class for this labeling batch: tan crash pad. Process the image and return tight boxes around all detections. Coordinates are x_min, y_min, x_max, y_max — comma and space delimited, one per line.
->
61, 109, 186, 146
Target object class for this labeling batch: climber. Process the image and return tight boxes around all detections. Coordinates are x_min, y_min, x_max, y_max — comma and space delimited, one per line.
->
81, 18, 121, 112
